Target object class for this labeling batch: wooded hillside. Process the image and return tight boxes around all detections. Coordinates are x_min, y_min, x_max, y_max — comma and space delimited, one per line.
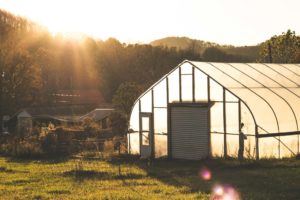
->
151, 36, 260, 62
1, 9, 300, 118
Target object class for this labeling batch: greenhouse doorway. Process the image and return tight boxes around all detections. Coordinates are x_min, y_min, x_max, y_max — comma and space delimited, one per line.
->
170, 104, 209, 160
140, 113, 153, 158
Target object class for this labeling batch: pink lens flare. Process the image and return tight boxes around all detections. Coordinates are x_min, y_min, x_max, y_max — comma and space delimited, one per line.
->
199, 167, 212, 181
211, 184, 240, 200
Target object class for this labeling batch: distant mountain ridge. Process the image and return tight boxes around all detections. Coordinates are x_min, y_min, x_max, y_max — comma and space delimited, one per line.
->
150, 37, 217, 53
150, 36, 261, 62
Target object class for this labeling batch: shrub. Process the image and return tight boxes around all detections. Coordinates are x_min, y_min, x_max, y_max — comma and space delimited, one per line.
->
56, 128, 72, 145
41, 128, 75, 155
14, 138, 43, 158
41, 132, 57, 154
110, 111, 128, 136
81, 117, 100, 137
0, 143, 13, 155
103, 140, 114, 153
0, 136, 44, 158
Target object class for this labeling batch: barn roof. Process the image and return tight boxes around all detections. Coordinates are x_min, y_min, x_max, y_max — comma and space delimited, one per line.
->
79, 108, 114, 121
11, 105, 94, 122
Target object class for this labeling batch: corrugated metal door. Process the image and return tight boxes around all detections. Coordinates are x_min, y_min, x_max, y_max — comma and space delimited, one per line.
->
170, 105, 209, 160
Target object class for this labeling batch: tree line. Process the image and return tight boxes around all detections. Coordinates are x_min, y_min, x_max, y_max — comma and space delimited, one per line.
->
0, 9, 200, 116
1, 9, 300, 120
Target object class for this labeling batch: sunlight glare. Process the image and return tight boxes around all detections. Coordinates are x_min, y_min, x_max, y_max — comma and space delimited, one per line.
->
0, 0, 161, 42
199, 167, 212, 181
211, 184, 240, 200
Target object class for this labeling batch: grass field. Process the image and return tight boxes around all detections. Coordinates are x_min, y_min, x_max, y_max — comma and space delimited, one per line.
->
0, 155, 299, 200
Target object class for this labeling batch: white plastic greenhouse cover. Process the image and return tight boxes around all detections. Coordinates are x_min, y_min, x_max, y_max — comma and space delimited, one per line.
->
190, 62, 300, 133
128, 60, 300, 159
190, 61, 300, 134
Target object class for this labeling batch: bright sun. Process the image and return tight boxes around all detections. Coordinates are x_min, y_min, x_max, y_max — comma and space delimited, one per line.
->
1, 0, 300, 45
0, 0, 161, 42
29, 1, 120, 38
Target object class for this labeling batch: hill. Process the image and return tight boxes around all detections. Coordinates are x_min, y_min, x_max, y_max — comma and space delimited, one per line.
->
150, 36, 261, 62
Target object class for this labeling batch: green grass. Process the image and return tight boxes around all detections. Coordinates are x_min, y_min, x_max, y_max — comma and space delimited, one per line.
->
0, 156, 299, 200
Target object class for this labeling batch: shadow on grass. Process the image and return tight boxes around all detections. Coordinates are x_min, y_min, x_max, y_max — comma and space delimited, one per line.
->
108, 156, 213, 194
108, 155, 300, 199
6, 155, 71, 165
4, 178, 40, 186
47, 189, 71, 195
0, 166, 14, 173
63, 169, 145, 182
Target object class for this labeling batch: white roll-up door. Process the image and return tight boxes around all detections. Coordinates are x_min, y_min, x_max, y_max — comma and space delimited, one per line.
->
171, 105, 209, 160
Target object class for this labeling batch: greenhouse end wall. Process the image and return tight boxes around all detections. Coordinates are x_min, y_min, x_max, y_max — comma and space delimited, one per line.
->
128, 61, 300, 159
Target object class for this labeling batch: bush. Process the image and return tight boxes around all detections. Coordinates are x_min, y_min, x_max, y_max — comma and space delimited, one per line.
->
41, 128, 75, 155
82, 117, 101, 137
110, 111, 128, 136
14, 138, 43, 157
41, 133, 57, 154
0, 136, 43, 158
103, 140, 114, 153
0, 143, 13, 155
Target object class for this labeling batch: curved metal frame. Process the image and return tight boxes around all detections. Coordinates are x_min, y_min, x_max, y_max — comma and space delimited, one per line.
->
293, 64, 300, 74
277, 64, 300, 77
265, 64, 300, 86
229, 63, 298, 132
248, 63, 300, 129
204, 62, 274, 131
188, 63, 257, 128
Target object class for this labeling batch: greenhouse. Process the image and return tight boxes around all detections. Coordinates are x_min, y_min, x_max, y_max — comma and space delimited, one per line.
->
127, 60, 300, 160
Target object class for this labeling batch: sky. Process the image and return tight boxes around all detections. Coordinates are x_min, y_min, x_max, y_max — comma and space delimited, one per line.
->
0, 0, 299, 46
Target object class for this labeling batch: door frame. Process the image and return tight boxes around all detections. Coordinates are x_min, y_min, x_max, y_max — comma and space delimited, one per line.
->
139, 112, 154, 158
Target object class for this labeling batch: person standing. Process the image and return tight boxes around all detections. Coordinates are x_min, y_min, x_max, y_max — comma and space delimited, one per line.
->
238, 123, 247, 160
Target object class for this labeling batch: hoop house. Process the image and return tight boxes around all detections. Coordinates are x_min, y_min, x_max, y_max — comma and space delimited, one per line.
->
128, 60, 300, 160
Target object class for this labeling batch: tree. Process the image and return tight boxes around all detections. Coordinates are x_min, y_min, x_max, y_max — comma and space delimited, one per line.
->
202, 47, 251, 62
1, 49, 42, 115
112, 82, 143, 117
110, 111, 128, 136
259, 30, 300, 63
294, 50, 300, 62
202, 47, 229, 62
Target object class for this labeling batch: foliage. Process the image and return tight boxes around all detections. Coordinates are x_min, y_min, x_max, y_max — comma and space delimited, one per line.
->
1, 8, 300, 127
0, 136, 43, 158
1, 50, 42, 113
110, 111, 128, 136
41, 133, 57, 154
202, 47, 253, 62
40, 128, 75, 154
81, 117, 101, 137
112, 82, 143, 116
0, 9, 43, 126
259, 29, 300, 63
13, 137, 43, 158
0, 9, 204, 118
151, 36, 260, 61
96, 40, 202, 101
103, 140, 114, 154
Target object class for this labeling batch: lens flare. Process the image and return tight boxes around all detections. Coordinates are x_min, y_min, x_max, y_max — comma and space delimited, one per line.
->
199, 167, 212, 181
214, 185, 224, 196
211, 184, 240, 200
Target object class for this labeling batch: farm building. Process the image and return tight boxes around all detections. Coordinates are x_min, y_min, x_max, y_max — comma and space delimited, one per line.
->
79, 108, 114, 129
5, 105, 94, 136
128, 60, 300, 160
